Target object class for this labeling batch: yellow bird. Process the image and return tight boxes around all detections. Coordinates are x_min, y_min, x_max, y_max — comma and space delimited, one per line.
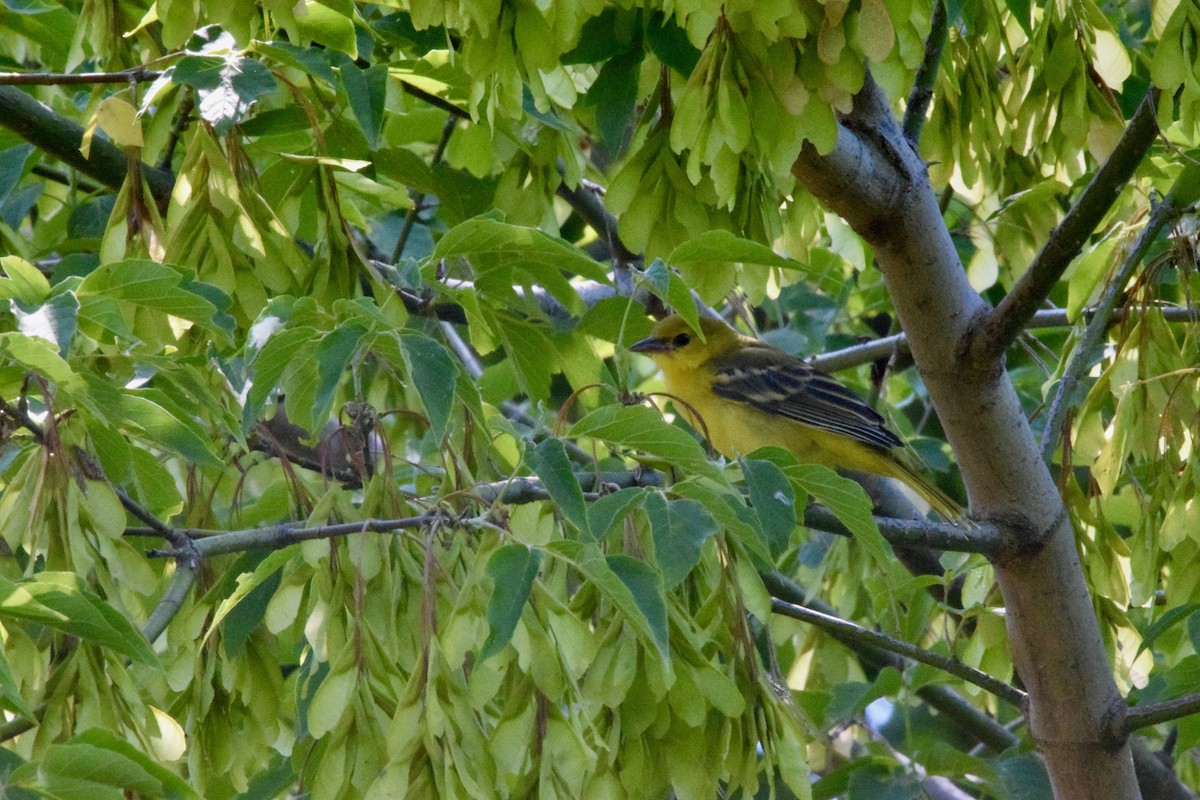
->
629, 314, 963, 520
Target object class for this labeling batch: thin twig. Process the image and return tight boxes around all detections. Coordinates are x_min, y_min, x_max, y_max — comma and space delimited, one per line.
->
398, 80, 469, 119
813, 305, 1200, 373
0, 69, 163, 85
762, 571, 1022, 751
1040, 195, 1180, 461
771, 598, 1027, 708
31, 164, 102, 193
1125, 692, 1200, 734
391, 112, 457, 262
975, 89, 1160, 362
901, 0, 948, 144
151, 513, 456, 558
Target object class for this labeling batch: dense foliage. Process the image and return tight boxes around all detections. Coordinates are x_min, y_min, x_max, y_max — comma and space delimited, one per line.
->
0, 0, 1198, 798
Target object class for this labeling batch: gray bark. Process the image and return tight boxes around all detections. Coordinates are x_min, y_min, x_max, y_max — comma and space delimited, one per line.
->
791, 78, 1140, 799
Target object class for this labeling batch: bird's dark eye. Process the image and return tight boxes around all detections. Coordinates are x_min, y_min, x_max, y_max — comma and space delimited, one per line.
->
672, 332, 691, 348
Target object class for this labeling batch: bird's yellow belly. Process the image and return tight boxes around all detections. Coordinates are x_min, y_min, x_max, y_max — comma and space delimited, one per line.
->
679, 393, 827, 463
675, 389, 890, 475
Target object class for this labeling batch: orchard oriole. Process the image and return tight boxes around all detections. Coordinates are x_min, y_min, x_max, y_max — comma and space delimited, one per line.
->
630, 314, 963, 520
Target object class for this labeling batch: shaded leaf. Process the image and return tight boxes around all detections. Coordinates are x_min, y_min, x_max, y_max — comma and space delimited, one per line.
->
481, 544, 542, 659
528, 438, 590, 537
18, 573, 157, 666
399, 333, 457, 442
643, 492, 720, 588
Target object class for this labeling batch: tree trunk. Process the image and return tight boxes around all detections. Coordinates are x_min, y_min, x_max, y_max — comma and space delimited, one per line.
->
792, 78, 1140, 799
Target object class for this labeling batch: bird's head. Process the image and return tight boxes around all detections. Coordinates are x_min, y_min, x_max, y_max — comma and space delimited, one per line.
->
628, 314, 738, 368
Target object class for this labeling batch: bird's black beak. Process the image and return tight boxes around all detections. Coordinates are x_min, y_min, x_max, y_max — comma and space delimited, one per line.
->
629, 336, 671, 354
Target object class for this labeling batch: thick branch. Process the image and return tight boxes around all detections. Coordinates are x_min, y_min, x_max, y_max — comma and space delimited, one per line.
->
792, 73, 1142, 799
974, 89, 1159, 361
556, 180, 638, 264
0, 85, 175, 203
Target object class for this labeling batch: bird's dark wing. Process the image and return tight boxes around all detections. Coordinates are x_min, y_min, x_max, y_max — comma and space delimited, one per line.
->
709, 343, 903, 450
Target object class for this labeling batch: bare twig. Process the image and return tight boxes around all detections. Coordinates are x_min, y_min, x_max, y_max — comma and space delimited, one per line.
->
398, 80, 469, 119
762, 571, 1022, 752
391, 112, 458, 262
901, 0, 948, 144
1125, 692, 1200, 734
0, 69, 163, 85
771, 597, 1027, 708
813, 305, 1200, 373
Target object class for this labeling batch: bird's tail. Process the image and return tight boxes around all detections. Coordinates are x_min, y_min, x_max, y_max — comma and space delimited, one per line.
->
883, 457, 966, 522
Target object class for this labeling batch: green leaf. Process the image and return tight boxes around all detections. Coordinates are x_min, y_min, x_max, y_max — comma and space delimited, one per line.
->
15, 291, 79, 357
643, 493, 720, 588
0, 255, 50, 306
528, 438, 590, 537
173, 55, 279, 135
785, 460, 890, 565
18, 573, 158, 666
312, 324, 368, 429
297, 1, 357, 58
645, 11, 701, 74
433, 217, 611, 314
583, 48, 643, 147
374, 147, 437, 195
740, 457, 798, 557
0, 574, 68, 625
243, 325, 320, 433
206, 549, 294, 654
607, 554, 670, 658
640, 259, 701, 333
1136, 602, 1200, 657
586, 487, 647, 541
569, 405, 726, 484
253, 41, 336, 85
399, 333, 457, 442
340, 62, 389, 150
488, 312, 555, 401
481, 544, 542, 659
668, 230, 808, 272
115, 393, 223, 469
548, 541, 671, 663
0, 647, 34, 718
0, 331, 84, 392
77, 260, 226, 336
33, 728, 199, 800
